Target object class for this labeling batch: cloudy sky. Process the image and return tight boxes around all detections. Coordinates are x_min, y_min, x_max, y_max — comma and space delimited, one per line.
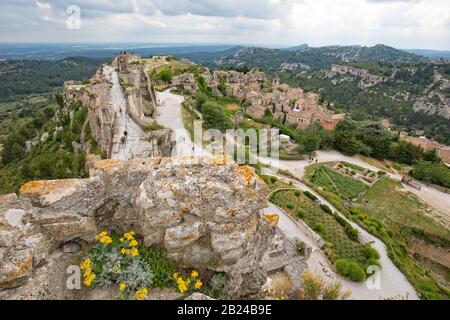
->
1, 0, 449, 49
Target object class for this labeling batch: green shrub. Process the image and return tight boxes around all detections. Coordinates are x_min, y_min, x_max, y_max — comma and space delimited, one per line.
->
140, 246, 177, 289
202, 273, 228, 300
287, 203, 295, 209
157, 68, 173, 83
269, 176, 278, 183
345, 226, 359, 241
335, 259, 350, 276
312, 222, 325, 233
363, 244, 380, 260
411, 161, 450, 189
297, 209, 306, 219
201, 101, 233, 131
304, 191, 318, 201
294, 190, 301, 196
367, 258, 381, 269
348, 262, 366, 282
320, 204, 333, 214
145, 123, 164, 131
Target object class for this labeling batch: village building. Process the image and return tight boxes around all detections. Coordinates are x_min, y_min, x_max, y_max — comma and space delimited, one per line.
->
400, 133, 450, 164
171, 73, 198, 93
170, 68, 345, 131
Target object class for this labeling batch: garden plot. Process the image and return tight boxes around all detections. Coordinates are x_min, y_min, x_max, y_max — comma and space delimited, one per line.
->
307, 164, 369, 200
270, 190, 377, 282
333, 161, 385, 187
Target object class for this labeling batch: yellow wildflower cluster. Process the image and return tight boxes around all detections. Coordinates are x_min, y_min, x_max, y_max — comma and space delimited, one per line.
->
119, 231, 140, 257
120, 231, 136, 242
194, 280, 203, 289
95, 231, 112, 245
135, 288, 148, 300
173, 271, 202, 294
119, 283, 126, 292
176, 277, 188, 294
121, 247, 139, 257
80, 258, 96, 287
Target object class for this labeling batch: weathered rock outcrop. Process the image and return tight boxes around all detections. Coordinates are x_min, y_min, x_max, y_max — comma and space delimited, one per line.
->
64, 67, 117, 153
0, 157, 306, 299
413, 71, 450, 119
63, 54, 172, 159
117, 54, 157, 128
326, 64, 388, 89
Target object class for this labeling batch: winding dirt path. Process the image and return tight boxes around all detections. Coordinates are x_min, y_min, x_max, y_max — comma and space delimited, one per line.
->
106, 65, 154, 160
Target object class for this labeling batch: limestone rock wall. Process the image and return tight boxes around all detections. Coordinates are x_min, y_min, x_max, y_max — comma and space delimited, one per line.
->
0, 157, 305, 299
326, 64, 388, 89
64, 67, 117, 153
117, 54, 157, 128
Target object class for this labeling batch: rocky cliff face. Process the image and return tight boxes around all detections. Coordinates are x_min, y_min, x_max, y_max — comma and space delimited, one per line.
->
0, 157, 306, 299
117, 54, 157, 128
413, 71, 450, 119
326, 64, 388, 89
64, 66, 117, 153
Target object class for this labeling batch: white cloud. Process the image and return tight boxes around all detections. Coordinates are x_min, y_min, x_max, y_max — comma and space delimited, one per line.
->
0, 0, 448, 49
35, 1, 50, 9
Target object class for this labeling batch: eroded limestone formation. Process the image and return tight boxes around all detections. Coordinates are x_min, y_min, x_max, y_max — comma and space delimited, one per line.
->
0, 157, 306, 299
63, 54, 173, 159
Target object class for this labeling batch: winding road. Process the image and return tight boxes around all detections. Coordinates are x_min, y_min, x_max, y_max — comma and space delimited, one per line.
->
156, 89, 212, 158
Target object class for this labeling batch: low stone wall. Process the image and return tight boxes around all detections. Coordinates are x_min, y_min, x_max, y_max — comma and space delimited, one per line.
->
0, 157, 306, 299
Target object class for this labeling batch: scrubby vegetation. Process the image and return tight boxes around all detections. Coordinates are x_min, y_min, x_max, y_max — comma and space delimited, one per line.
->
0, 57, 104, 102
0, 99, 101, 194
411, 161, 450, 189
299, 270, 352, 300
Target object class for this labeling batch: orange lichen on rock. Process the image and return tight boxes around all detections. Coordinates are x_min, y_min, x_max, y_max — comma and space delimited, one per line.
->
91, 159, 123, 172
0, 255, 33, 289
211, 155, 231, 165
234, 165, 255, 185
264, 214, 280, 227
20, 179, 79, 198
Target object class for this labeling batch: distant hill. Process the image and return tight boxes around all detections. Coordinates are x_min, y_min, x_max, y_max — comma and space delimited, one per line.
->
214, 44, 427, 70
176, 46, 244, 64
0, 57, 105, 102
282, 44, 309, 51
0, 43, 242, 61
403, 49, 450, 60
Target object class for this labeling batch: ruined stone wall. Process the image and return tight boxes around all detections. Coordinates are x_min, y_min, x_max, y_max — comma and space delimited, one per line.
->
117, 54, 156, 127
64, 66, 117, 153
0, 157, 306, 299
